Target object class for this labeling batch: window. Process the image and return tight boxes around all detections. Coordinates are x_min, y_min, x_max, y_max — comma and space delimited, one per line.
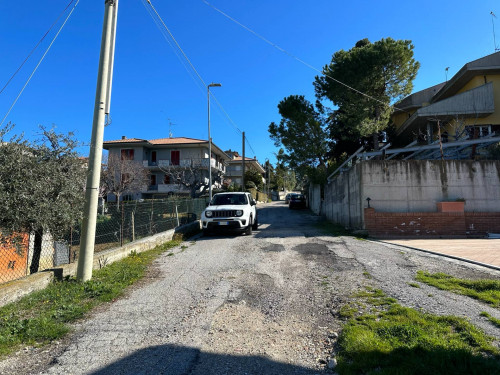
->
164, 175, 170, 184
151, 151, 157, 163
150, 175, 157, 186
171, 150, 180, 166
121, 173, 130, 184
121, 149, 134, 160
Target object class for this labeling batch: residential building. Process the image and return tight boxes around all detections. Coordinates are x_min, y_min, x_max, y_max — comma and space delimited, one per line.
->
392, 51, 500, 146
103, 136, 230, 199
224, 150, 266, 187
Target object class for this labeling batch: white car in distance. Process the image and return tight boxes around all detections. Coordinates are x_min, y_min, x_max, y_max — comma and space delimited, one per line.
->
201, 192, 258, 235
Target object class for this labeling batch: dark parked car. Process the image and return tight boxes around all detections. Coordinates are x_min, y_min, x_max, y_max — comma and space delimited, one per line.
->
289, 194, 306, 209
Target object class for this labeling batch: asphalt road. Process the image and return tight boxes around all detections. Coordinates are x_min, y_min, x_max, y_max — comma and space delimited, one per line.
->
2, 201, 500, 374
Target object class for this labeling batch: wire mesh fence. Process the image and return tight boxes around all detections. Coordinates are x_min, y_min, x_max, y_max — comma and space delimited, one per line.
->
0, 197, 208, 285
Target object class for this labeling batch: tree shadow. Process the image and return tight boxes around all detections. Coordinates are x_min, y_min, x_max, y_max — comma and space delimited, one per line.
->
88, 343, 320, 375
337, 346, 500, 375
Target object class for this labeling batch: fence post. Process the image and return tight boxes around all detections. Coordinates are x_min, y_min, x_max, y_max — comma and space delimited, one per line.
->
175, 205, 180, 227
131, 211, 135, 242
150, 199, 154, 234
69, 227, 73, 264
120, 202, 124, 247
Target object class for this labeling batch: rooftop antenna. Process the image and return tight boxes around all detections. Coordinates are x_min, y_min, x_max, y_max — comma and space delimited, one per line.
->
492, 11, 500, 52
445, 67, 450, 82
168, 118, 176, 138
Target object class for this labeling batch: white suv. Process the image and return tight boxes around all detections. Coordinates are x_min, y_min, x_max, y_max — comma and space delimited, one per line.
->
201, 192, 258, 235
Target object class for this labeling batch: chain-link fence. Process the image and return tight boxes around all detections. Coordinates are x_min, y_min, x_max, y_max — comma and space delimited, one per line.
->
0, 197, 207, 285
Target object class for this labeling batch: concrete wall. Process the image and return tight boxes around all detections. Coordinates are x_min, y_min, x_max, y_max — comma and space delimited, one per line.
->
320, 163, 364, 229
362, 160, 500, 213
311, 160, 500, 230
308, 184, 322, 215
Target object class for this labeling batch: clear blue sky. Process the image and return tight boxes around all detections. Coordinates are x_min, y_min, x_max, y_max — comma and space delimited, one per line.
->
0, 0, 498, 164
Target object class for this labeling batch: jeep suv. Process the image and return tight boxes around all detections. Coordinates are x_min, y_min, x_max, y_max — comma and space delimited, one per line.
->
201, 192, 258, 235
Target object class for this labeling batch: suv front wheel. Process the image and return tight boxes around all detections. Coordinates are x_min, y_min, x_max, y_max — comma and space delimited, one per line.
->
252, 214, 258, 230
245, 216, 253, 235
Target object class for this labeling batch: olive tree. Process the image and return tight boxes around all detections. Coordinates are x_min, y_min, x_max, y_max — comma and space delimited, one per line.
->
0, 124, 86, 273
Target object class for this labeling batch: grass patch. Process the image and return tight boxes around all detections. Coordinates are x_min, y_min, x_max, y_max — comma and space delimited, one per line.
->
337, 288, 500, 374
416, 271, 500, 307
0, 239, 182, 357
408, 282, 420, 288
481, 312, 500, 329
339, 304, 358, 319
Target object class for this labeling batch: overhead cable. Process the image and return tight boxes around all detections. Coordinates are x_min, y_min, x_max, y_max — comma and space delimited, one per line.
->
202, 0, 409, 113
0, 0, 81, 127
0, 0, 77, 96
143, 0, 257, 156
140, 0, 207, 97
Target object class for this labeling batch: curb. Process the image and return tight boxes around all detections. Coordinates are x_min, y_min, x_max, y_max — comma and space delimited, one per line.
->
374, 239, 500, 272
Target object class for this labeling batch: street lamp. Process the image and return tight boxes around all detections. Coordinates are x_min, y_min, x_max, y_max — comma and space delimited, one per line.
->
207, 82, 221, 201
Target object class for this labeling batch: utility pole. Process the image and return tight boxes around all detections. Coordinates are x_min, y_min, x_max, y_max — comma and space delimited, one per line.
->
207, 83, 221, 201
242, 132, 245, 192
77, 0, 118, 282
267, 161, 271, 197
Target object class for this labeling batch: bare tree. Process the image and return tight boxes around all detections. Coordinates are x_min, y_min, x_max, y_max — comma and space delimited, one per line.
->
160, 163, 222, 198
101, 153, 149, 210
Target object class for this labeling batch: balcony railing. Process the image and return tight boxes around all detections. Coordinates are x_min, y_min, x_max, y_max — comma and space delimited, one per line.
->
143, 158, 225, 172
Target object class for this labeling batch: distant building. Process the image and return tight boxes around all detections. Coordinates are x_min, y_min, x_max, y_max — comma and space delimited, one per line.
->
224, 150, 266, 187
103, 136, 230, 199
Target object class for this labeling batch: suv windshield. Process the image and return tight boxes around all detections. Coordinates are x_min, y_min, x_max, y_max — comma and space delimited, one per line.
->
211, 194, 248, 206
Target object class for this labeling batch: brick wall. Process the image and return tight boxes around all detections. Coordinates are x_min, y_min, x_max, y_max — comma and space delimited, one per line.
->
364, 208, 500, 238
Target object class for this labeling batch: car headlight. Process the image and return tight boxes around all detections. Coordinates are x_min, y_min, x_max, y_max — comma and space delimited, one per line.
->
205, 210, 213, 218
235, 210, 243, 217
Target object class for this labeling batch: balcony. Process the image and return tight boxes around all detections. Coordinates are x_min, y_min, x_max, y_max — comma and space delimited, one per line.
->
143, 183, 190, 194
143, 158, 225, 172
143, 160, 170, 168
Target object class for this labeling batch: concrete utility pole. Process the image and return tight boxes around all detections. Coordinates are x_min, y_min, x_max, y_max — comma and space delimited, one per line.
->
207, 83, 221, 201
242, 132, 245, 192
77, 0, 119, 282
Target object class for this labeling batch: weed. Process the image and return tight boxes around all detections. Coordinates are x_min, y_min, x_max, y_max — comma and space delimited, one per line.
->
480, 311, 500, 329
408, 282, 420, 288
416, 271, 500, 307
339, 304, 358, 319
98, 256, 109, 269
336, 287, 500, 374
362, 271, 372, 279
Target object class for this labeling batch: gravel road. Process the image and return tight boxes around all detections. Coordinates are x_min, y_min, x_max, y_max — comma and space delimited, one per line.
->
1, 201, 500, 374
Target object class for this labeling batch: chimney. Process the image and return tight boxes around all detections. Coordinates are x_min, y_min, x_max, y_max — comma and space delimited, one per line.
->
121, 136, 126, 140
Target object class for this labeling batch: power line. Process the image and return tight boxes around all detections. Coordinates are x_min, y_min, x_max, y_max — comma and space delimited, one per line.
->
140, 0, 207, 96
142, 0, 257, 156
0, 0, 77, 96
202, 0, 409, 114
145, 0, 207, 87
0, 0, 80, 127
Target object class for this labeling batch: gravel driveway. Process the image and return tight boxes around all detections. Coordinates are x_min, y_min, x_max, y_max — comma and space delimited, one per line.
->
1, 201, 500, 374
